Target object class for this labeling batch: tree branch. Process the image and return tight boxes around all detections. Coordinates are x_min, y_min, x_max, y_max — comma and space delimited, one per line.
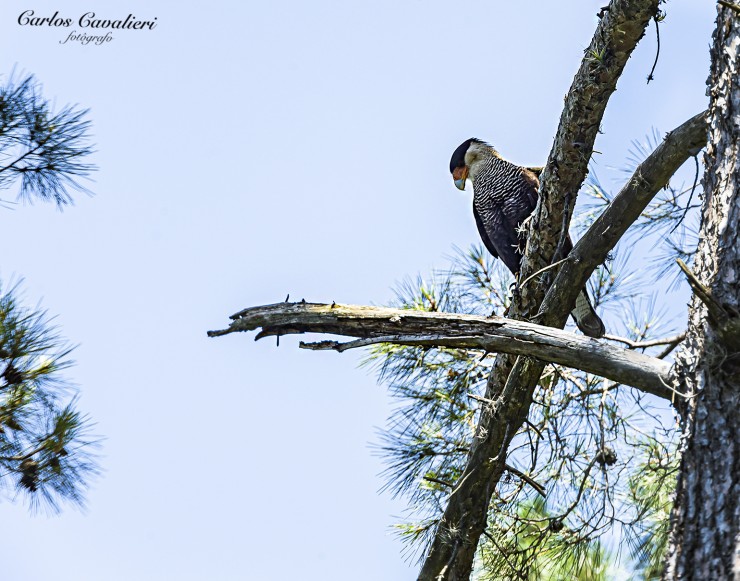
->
537, 111, 708, 329
676, 258, 727, 322
503, 463, 547, 498
208, 302, 673, 398
604, 332, 687, 350
677, 258, 740, 352
718, 0, 740, 15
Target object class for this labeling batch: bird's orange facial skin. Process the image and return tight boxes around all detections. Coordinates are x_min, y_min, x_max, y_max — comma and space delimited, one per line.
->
452, 166, 468, 190
452, 166, 467, 181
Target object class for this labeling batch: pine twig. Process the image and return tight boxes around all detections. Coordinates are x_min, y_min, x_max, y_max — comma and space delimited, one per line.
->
676, 259, 726, 322
604, 332, 686, 349
669, 155, 700, 234
503, 463, 547, 498
518, 258, 568, 291
646, 14, 662, 83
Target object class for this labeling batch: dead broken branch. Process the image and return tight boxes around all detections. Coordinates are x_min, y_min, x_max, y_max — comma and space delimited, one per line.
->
208, 301, 674, 399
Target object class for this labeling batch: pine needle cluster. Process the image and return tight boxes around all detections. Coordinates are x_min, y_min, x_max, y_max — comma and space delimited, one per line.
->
0, 282, 98, 511
0, 72, 95, 208
0, 71, 98, 511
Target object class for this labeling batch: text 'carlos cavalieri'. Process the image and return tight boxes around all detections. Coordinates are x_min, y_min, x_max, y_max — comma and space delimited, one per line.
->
18, 10, 157, 45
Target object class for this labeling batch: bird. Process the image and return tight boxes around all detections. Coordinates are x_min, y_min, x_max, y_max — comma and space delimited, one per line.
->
449, 137, 605, 338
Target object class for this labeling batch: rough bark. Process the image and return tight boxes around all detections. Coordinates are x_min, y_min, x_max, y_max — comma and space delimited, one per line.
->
663, 6, 740, 579
418, 2, 660, 578
208, 302, 673, 397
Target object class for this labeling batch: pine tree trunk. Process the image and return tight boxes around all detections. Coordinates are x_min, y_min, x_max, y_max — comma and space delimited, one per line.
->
663, 6, 740, 579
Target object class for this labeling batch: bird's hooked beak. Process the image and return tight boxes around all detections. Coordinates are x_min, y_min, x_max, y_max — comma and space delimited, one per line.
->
452, 166, 468, 190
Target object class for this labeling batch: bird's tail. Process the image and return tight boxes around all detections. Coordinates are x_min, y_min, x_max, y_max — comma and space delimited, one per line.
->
571, 290, 605, 338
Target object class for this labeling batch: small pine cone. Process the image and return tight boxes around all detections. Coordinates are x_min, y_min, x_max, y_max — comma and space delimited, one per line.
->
19, 459, 40, 492
595, 447, 618, 467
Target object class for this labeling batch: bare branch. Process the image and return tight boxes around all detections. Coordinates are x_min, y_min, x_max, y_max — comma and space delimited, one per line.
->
538, 111, 708, 330
677, 259, 740, 352
656, 337, 685, 360
518, 258, 568, 292
604, 332, 687, 350
718, 0, 740, 15
503, 463, 547, 498
424, 476, 453, 489
208, 301, 673, 398
676, 259, 725, 321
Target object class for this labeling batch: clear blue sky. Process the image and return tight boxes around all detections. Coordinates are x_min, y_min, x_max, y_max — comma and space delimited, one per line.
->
0, 1, 715, 579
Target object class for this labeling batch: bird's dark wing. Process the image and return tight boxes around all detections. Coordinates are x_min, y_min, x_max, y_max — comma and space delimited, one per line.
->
473, 204, 499, 260
519, 168, 540, 211
473, 202, 522, 275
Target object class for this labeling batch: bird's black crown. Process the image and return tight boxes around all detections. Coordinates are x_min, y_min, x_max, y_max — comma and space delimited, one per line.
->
450, 138, 479, 173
